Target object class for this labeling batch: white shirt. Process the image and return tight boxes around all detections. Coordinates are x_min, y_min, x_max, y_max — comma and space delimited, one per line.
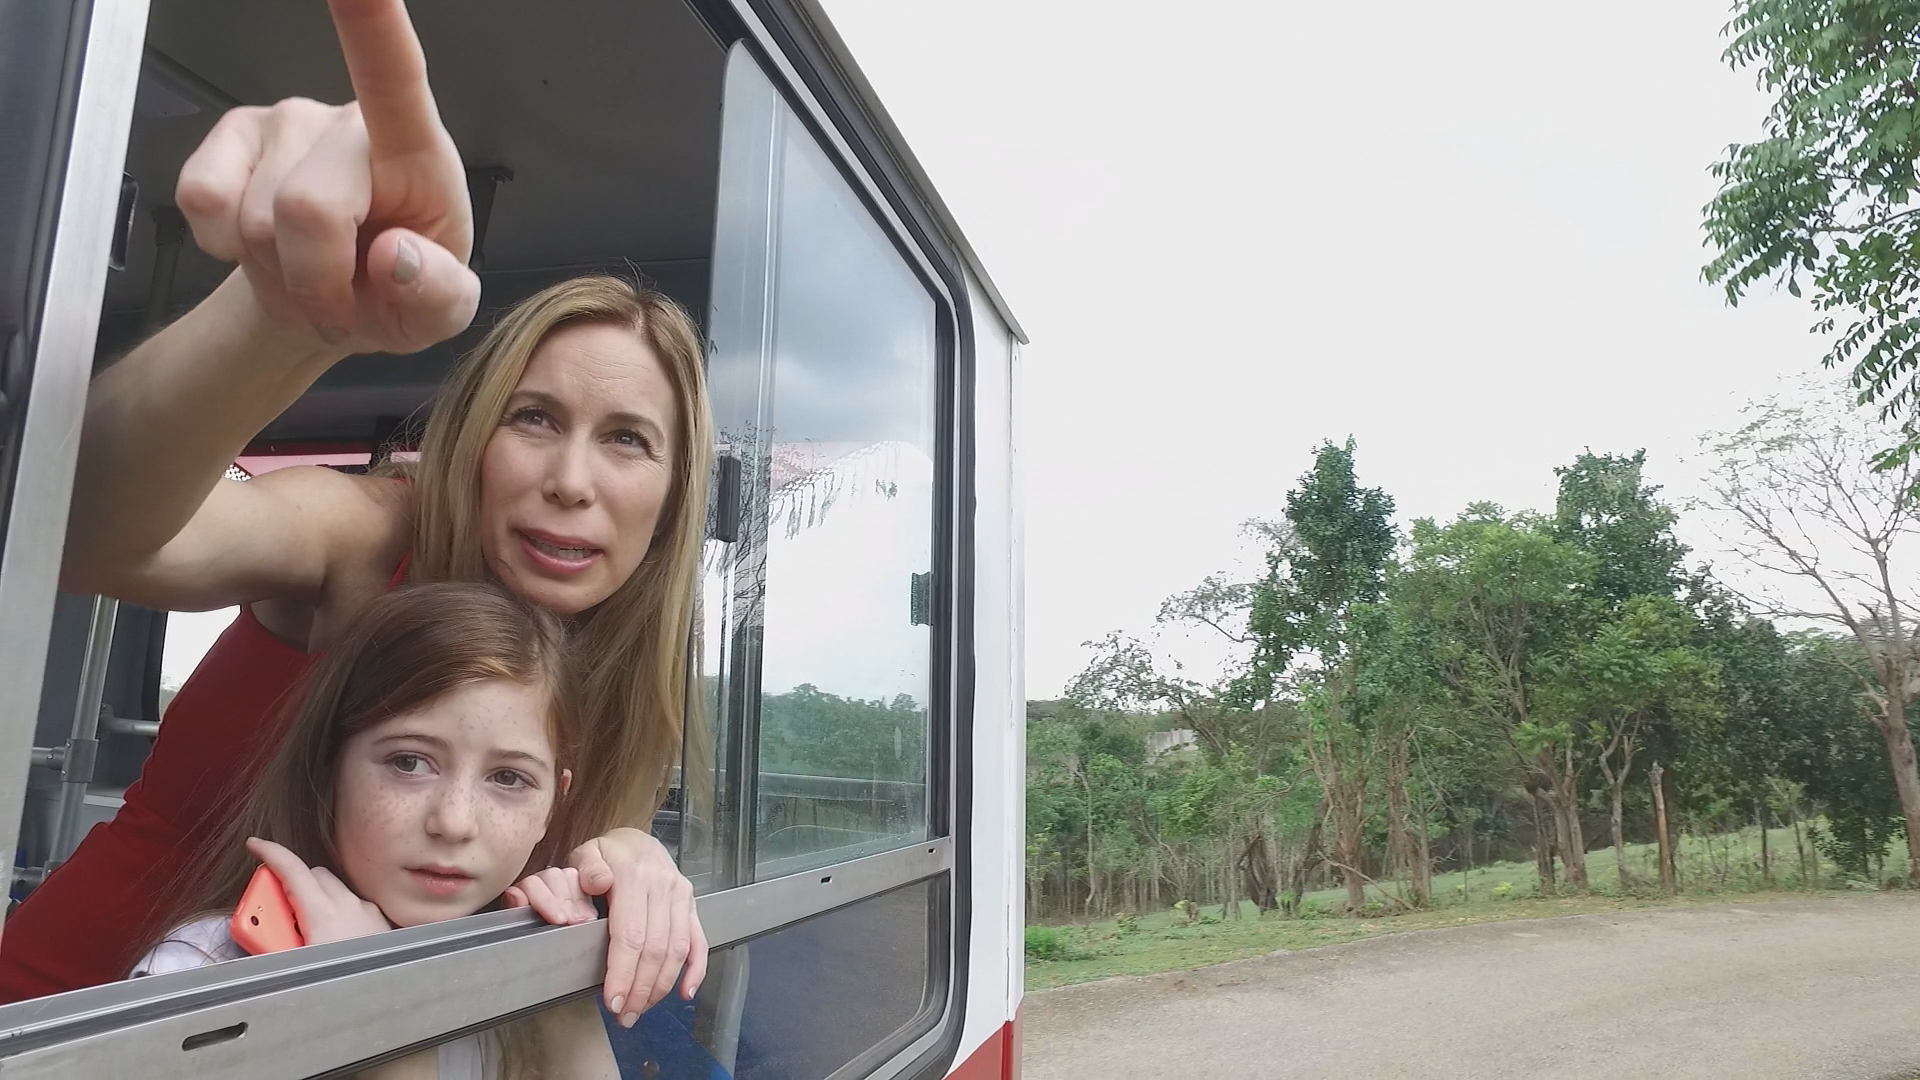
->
132, 916, 497, 1080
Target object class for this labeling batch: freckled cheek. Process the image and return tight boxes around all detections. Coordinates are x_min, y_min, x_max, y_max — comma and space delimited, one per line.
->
336, 778, 427, 892
480, 797, 554, 877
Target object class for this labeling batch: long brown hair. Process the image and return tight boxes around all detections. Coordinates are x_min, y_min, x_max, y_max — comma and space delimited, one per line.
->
407, 276, 713, 837
143, 582, 577, 962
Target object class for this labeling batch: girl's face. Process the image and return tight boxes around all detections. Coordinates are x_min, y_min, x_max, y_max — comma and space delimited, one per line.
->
477, 321, 680, 616
332, 678, 568, 927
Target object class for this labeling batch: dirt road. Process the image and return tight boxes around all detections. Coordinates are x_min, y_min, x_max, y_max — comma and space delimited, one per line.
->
1024, 897, 1920, 1079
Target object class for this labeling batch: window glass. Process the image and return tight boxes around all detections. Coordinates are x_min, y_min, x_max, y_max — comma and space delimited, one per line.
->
752, 115, 937, 876
339, 994, 631, 1079
693, 44, 940, 886
603, 880, 940, 1080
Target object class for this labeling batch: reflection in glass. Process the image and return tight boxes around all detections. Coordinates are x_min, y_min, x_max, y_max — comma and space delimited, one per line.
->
748, 93, 936, 877
603, 881, 938, 1080
692, 44, 940, 886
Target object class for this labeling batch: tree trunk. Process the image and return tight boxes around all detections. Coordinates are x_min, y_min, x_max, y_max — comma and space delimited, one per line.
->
1083, 771, 1096, 919
1873, 708, 1920, 887
1650, 761, 1675, 894
1337, 806, 1367, 914
1223, 834, 1240, 920
1609, 773, 1629, 890
1551, 767, 1590, 890
1413, 798, 1433, 908
1239, 830, 1279, 913
1283, 801, 1328, 919
1757, 798, 1771, 886
1386, 736, 1417, 905
1789, 801, 1809, 887
1530, 788, 1556, 893
1461, 814, 1474, 902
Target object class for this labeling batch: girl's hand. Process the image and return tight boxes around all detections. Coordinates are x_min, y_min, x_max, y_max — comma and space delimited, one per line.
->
566, 829, 708, 1025
245, 837, 392, 946
504, 866, 598, 926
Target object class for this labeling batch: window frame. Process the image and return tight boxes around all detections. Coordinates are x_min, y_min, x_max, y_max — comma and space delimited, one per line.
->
0, 0, 153, 913
0, 0, 981, 1075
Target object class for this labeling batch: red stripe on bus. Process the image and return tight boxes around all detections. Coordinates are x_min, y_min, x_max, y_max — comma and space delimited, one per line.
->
948, 1006, 1022, 1080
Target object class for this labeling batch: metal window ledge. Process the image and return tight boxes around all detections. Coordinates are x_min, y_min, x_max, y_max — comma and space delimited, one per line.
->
0, 838, 949, 1079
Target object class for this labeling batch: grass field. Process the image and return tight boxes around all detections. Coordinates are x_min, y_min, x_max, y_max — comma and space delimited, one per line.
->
1025, 823, 1913, 990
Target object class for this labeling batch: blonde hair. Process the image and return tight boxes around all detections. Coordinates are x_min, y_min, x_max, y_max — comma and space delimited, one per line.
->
409, 276, 713, 838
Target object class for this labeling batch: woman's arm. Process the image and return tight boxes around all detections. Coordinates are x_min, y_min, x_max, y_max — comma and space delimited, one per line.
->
62, 273, 372, 608
62, 0, 477, 608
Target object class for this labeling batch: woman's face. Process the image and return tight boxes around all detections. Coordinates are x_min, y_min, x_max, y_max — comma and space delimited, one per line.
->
332, 678, 566, 927
478, 321, 680, 616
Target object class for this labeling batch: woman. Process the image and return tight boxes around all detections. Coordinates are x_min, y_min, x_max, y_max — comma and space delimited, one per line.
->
0, 0, 708, 1025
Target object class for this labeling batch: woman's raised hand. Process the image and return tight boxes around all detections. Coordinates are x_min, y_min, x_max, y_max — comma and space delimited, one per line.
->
504, 866, 600, 926
567, 829, 709, 1025
245, 837, 393, 947
175, 0, 479, 358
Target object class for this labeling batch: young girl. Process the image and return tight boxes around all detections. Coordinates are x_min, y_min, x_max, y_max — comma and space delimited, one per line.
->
131, 581, 615, 1079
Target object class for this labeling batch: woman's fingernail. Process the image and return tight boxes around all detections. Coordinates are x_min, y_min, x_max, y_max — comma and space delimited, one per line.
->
393, 237, 420, 284
609, 995, 624, 1014
620, 1012, 639, 1028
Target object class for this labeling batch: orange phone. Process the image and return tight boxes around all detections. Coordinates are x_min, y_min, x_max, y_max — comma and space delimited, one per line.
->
230, 864, 304, 955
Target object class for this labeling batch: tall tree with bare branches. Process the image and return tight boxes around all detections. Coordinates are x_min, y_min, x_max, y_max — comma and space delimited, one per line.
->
1701, 381, 1920, 884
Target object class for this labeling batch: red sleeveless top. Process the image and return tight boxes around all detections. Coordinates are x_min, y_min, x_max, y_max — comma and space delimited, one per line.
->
0, 559, 409, 1003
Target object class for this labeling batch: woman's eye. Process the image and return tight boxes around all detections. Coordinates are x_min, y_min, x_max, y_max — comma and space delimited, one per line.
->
509, 407, 550, 428
609, 429, 648, 451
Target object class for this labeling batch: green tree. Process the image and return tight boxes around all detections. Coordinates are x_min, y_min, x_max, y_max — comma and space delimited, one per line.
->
1552, 450, 1688, 610
1703, 0, 1920, 465
1399, 506, 1599, 890
1776, 633, 1913, 880
1548, 596, 1722, 887
1239, 439, 1397, 913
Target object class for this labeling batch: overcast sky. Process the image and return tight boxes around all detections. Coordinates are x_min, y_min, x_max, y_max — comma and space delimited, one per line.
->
815, 0, 1840, 698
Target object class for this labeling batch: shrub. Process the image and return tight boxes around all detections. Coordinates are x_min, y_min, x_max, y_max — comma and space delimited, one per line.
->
1115, 913, 1140, 934
1025, 926, 1067, 961
1492, 881, 1514, 900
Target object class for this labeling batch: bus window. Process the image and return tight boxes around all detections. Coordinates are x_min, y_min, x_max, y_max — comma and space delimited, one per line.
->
693, 43, 941, 887
158, 608, 237, 715
698, 880, 940, 1080
598, 879, 942, 1079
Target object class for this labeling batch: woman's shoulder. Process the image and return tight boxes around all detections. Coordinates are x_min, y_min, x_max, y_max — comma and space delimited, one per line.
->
130, 915, 247, 978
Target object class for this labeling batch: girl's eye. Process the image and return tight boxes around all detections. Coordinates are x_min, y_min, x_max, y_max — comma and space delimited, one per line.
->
391, 753, 429, 776
490, 768, 533, 789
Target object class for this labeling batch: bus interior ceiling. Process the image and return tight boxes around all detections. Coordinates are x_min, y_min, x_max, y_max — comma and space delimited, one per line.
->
103, 0, 728, 447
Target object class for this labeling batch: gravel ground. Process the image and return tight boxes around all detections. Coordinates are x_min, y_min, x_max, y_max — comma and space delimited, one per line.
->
1024, 896, 1920, 1080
